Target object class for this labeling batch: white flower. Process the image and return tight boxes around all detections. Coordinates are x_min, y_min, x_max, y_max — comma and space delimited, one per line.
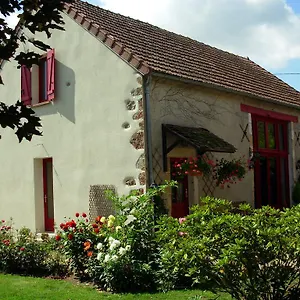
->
100, 216, 106, 223
107, 220, 114, 227
109, 239, 121, 251
96, 243, 103, 250
104, 254, 110, 262
97, 252, 103, 260
119, 247, 126, 255
111, 255, 118, 261
108, 236, 114, 243
124, 215, 136, 226
115, 226, 122, 232
125, 245, 131, 251
108, 215, 115, 221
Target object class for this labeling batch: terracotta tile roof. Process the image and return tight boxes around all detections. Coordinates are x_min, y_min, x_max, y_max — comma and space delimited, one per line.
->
65, 0, 300, 106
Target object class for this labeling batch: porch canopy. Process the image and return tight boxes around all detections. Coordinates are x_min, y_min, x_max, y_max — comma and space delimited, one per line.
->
162, 124, 236, 171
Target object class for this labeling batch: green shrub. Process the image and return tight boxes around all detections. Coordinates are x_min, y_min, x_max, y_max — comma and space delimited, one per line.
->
0, 222, 69, 277
156, 197, 300, 299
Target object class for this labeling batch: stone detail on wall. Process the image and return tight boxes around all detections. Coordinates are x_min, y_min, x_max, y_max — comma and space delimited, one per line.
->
130, 188, 144, 196
122, 74, 146, 193
130, 131, 144, 149
124, 177, 136, 186
131, 87, 143, 96
136, 153, 145, 171
125, 99, 136, 111
122, 122, 130, 129
133, 99, 143, 120
138, 172, 146, 185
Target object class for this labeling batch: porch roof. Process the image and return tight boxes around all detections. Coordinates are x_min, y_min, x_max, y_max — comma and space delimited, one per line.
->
163, 124, 236, 154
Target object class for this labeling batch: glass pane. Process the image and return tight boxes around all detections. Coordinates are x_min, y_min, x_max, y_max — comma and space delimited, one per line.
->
258, 121, 266, 148
172, 183, 184, 203
46, 161, 54, 219
280, 157, 287, 205
269, 157, 278, 206
259, 157, 268, 206
268, 123, 276, 149
279, 124, 285, 151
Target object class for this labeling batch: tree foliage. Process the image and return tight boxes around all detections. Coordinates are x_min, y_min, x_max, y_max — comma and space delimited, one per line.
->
0, 0, 73, 142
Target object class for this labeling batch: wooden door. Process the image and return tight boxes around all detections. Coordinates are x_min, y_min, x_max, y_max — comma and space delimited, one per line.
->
170, 158, 189, 218
43, 158, 54, 232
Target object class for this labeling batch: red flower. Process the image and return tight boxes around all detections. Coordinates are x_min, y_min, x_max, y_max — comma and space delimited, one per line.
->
59, 223, 64, 229
68, 234, 73, 240
85, 218, 89, 222
82, 213, 87, 218
1, 220, 5, 223
75, 212, 80, 217
92, 223, 98, 228
94, 228, 100, 234
87, 251, 93, 257
55, 235, 61, 241
20, 247, 25, 251
3, 239, 10, 246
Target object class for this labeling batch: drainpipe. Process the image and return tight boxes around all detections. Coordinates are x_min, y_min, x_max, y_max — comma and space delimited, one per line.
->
143, 74, 154, 186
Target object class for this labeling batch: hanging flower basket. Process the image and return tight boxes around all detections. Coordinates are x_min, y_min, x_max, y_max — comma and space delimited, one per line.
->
171, 156, 214, 179
213, 157, 247, 188
171, 155, 248, 188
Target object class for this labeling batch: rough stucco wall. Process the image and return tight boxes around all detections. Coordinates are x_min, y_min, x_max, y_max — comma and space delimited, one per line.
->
150, 77, 300, 209
0, 14, 145, 231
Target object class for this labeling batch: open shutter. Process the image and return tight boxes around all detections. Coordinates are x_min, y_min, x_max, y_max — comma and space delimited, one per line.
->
47, 49, 55, 101
21, 65, 32, 105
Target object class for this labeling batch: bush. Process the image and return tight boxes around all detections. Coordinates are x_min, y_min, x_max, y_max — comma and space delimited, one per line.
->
0, 222, 69, 277
156, 197, 300, 299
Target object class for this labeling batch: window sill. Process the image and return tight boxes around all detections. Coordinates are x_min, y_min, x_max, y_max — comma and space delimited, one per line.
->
31, 100, 52, 108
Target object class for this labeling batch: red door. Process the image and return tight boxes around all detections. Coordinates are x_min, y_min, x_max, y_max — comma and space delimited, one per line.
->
170, 158, 189, 218
43, 158, 54, 232
252, 116, 290, 209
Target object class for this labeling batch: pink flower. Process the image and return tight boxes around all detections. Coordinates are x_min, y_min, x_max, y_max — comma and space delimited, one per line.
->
178, 231, 187, 236
20, 247, 25, 251
179, 217, 186, 224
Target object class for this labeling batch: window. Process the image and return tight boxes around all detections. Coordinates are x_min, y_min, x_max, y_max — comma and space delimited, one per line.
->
21, 49, 55, 106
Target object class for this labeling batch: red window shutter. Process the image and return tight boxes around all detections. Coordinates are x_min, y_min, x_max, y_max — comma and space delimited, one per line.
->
47, 49, 55, 101
21, 65, 32, 105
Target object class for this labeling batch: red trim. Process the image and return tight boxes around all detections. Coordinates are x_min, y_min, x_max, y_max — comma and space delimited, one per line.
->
241, 104, 298, 123
47, 49, 55, 101
170, 158, 189, 218
43, 158, 54, 232
252, 115, 290, 209
21, 65, 32, 105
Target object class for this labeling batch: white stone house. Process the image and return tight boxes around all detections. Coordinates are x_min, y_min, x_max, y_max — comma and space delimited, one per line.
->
1, 0, 300, 232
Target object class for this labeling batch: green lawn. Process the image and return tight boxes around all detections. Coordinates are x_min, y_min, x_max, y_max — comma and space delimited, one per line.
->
0, 274, 231, 300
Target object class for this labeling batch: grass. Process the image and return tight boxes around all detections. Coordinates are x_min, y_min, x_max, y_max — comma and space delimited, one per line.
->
0, 274, 232, 300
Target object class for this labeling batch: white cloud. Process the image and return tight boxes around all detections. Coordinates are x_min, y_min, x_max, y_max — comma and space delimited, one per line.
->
99, 0, 300, 69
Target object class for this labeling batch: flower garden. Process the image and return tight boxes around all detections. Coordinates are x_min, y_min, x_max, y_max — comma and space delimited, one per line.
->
1, 182, 300, 299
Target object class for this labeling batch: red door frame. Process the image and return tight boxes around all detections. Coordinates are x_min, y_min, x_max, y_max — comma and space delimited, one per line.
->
252, 115, 290, 209
43, 158, 54, 232
170, 158, 189, 218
